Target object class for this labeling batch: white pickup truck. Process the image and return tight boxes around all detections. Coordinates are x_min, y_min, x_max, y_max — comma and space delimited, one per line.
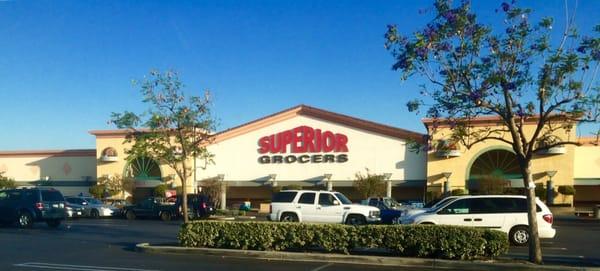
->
268, 190, 381, 225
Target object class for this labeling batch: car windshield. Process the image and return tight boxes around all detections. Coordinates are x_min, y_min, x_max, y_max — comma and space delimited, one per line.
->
334, 193, 352, 205
383, 198, 401, 208
85, 198, 103, 205
427, 197, 458, 213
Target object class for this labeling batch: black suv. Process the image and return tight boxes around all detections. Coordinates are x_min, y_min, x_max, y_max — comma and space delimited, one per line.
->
0, 188, 66, 228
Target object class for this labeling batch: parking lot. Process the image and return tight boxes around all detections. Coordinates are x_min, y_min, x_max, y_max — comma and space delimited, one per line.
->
0, 217, 598, 270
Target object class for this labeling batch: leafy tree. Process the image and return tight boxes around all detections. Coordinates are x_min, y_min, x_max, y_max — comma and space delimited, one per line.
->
97, 174, 135, 198
200, 179, 224, 208
0, 172, 16, 190
111, 70, 216, 223
89, 184, 106, 199
154, 183, 169, 197
385, 0, 599, 263
353, 169, 387, 199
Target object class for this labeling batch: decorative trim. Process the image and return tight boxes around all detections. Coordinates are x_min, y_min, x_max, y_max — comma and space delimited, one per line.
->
574, 178, 600, 185
211, 105, 425, 144
578, 137, 599, 146
0, 149, 96, 158
18, 180, 97, 187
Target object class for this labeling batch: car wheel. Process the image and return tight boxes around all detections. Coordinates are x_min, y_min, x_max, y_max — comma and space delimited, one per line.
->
90, 209, 100, 219
509, 226, 530, 246
160, 211, 172, 222
126, 211, 136, 220
345, 215, 367, 226
46, 219, 61, 228
280, 213, 298, 222
18, 212, 33, 228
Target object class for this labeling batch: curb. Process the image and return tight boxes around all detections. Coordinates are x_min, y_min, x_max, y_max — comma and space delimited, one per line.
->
135, 243, 598, 271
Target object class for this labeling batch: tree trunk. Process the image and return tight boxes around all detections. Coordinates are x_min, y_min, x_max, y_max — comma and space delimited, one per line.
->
181, 162, 189, 224
520, 159, 543, 264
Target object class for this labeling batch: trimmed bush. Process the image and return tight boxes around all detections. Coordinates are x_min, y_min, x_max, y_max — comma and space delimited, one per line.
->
557, 185, 575, 195
178, 221, 509, 260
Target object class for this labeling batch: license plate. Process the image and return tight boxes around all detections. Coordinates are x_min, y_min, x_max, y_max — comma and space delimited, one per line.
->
52, 204, 59, 208
77, 212, 82, 215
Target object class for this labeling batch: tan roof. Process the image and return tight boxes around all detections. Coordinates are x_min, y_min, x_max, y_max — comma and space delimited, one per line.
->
211, 104, 425, 144
0, 149, 96, 157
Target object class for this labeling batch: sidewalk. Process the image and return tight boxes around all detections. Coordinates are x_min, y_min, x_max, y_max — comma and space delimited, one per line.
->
136, 243, 600, 271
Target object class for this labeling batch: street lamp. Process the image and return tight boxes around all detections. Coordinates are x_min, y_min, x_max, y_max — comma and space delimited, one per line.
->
442, 172, 452, 195
545, 170, 557, 205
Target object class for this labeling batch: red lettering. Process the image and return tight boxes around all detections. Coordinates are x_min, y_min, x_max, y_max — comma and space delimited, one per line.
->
258, 126, 349, 154
334, 134, 348, 152
315, 129, 322, 152
258, 136, 270, 154
322, 131, 335, 152
269, 134, 281, 153
304, 126, 315, 152
291, 126, 306, 153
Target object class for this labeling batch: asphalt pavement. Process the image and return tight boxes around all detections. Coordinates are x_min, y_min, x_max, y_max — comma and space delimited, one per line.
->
0, 217, 597, 270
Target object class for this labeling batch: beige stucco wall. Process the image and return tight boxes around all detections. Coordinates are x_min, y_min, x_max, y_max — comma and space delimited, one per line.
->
426, 122, 577, 200
0, 155, 96, 182
574, 145, 600, 179
95, 136, 194, 191
198, 115, 427, 186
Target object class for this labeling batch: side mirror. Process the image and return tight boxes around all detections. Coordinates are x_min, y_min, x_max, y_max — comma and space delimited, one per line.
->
333, 200, 340, 206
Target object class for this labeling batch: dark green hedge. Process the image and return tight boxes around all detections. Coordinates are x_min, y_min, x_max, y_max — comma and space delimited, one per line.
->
178, 221, 508, 260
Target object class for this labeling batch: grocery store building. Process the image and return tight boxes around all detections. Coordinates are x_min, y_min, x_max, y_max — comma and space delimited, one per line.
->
1, 104, 598, 208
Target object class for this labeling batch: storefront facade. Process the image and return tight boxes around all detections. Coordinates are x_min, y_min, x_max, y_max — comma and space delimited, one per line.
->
1, 105, 598, 208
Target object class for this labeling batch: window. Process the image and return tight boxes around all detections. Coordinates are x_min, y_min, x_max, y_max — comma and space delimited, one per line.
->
470, 198, 502, 214
298, 192, 316, 205
272, 192, 297, 203
318, 193, 336, 206
334, 193, 352, 204
439, 199, 470, 214
41, 191, 64, 201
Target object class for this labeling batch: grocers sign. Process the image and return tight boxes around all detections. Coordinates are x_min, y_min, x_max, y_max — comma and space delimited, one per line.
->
257, 125, 348, 164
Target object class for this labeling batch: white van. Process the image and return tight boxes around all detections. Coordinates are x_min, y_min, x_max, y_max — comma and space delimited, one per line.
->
400, 195, 556, 246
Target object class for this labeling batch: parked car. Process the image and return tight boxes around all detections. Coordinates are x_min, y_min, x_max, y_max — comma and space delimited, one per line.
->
0, 188, 66, 228
363, 197, 407, 224
268, 190, 381, 225
399, 195, 556, 246
65, 201, 88, 218
393, 196, 460, 223
65, 196, 119, 218
172, 194, 215, 219
123, 194, 214, 221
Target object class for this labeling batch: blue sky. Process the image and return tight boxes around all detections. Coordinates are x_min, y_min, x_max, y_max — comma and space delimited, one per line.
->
0, 0, 598, 150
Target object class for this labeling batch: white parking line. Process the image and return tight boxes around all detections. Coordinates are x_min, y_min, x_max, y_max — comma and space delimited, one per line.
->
13, 262, 160, 271
311, 263, 334, 271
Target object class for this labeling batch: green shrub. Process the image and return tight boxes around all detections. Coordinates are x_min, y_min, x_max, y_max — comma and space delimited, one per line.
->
451, 189, 466, 196
89, 184, 106, 199
0, 173, 16, 190
178, 221, 508, 260
557, 185, 575, 195
154, 184, 169, 197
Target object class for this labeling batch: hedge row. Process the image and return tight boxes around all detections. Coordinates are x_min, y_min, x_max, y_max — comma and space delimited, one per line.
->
178, 221, 508, 260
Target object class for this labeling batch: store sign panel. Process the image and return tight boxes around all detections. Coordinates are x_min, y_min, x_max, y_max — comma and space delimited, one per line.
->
257, 125, 348, 164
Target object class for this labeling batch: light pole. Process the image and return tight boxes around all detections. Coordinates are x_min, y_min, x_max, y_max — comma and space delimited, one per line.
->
545, 170, 557, 205
442, 172, 452, 195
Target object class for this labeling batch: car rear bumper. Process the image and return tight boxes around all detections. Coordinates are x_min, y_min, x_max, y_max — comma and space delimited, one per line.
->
539, 226, 556, 239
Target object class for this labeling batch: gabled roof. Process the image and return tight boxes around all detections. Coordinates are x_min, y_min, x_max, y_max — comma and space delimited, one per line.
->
0, 149, 96, 158
211, 104, 425, 144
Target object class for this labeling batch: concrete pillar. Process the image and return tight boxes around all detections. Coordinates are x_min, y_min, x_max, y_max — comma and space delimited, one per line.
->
386, 180, 392, 198
220, 182, 227, 210
327, 180, 333, 191
444, 181, 449, 195
546, 180, 554, 205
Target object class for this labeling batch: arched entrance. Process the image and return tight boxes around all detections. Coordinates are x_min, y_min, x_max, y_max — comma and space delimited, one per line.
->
124, 157, 162, 201
467, 149, 522, 194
